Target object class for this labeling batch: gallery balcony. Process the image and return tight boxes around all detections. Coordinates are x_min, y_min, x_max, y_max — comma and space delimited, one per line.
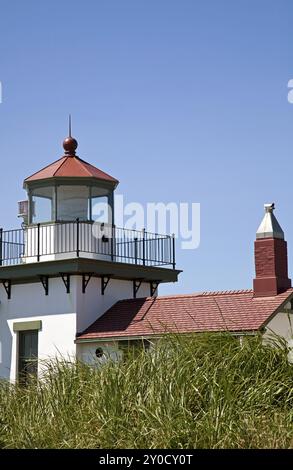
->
0, 221, 180, 287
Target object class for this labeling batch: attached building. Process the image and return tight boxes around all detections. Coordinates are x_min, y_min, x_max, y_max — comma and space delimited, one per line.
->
76, 204, 293, 359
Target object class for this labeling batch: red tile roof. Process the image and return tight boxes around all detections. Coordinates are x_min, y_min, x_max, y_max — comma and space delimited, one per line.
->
76, 288, 293, 340
24, 156, 118, 184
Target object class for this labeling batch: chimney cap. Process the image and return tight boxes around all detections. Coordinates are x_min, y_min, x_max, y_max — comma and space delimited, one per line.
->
256, 202, 284, 240
264, 203, 275, 212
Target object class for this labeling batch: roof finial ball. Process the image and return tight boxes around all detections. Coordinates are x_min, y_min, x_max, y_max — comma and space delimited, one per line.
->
63, 136, 78, 156
63, 115, 78, 156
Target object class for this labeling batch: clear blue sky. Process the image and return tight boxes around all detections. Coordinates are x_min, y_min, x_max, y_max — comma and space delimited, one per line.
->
0, 0, 292, 295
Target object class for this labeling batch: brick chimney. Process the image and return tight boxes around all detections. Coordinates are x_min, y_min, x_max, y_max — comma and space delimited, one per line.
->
253, 203, 291, 297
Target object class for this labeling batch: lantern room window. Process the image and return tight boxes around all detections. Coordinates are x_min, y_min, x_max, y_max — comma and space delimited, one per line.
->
56, 185, 113, 223
31, 186, 55, 224
91, 186, 112, 224
57, 185, 89, 222
29, 184, 114, 225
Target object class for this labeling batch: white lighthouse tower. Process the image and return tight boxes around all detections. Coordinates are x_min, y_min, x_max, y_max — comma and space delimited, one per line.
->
0, 129, 180, 382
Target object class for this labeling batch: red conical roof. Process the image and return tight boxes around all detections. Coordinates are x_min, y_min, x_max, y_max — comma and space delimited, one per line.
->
24, 132, 118, 186
24, 155, 118, 185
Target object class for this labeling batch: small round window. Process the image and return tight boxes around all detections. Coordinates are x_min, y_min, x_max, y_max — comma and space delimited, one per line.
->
95, 347, 103, 358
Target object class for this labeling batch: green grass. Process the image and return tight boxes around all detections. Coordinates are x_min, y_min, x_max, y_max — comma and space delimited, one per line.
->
0, 333, 293, 449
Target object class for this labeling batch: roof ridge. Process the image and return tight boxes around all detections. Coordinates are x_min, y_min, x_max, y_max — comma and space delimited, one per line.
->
117, 289, 254, 304
53, 155, 69, 176
73, 156, 94, 177
78, 156, 119, 182
24, 156, 66, 182
156, 289, 253, 299
200, 289, 253, 296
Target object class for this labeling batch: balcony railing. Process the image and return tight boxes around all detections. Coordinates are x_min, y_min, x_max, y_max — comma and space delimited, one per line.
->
0, 220, 176, 269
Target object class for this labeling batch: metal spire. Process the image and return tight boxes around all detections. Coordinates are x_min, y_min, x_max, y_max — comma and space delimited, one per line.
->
69, 114, 72, 137
63, 115, 78, 156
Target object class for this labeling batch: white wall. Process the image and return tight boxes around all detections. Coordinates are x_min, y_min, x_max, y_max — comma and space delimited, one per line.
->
0, 275, 152, 381
264, 309, 293, 343
8, 313, 76, 382
77, 341, 122, 365
0, 278, 77, 381
76, 337, 156, 367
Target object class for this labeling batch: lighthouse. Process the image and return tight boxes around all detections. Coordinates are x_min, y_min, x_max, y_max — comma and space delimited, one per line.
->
0, 130, 180, 383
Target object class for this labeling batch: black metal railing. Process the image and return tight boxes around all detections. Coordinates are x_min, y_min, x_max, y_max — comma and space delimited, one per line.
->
0, 221, 176, 269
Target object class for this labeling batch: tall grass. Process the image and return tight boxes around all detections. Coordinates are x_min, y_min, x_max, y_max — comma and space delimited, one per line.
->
0, 333, 293, 449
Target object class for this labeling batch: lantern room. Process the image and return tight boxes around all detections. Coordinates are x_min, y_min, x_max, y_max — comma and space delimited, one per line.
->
23, 134, 118, 226
1, 125, 176, 270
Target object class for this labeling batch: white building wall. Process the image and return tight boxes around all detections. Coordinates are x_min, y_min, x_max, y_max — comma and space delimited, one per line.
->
76, 337, 156, 366
0, 274, 152, 381
77, 341, 122, 365
0, 278, 78, 381
263, 308, 293, 343
8, 313, 76, 382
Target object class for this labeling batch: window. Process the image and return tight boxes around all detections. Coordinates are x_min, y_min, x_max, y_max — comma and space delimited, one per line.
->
95, 347, 104, 358
91, 186, 112, 224
31, 186, 55, 223
18, 330, 38, 385
57, 185, 89, 221
91, 196, 109, 224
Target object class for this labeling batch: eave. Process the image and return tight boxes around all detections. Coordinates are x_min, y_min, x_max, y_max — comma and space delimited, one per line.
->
0, 257, 181, 285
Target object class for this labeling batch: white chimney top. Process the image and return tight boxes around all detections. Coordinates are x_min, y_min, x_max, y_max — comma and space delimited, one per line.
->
256, 203, 284, 240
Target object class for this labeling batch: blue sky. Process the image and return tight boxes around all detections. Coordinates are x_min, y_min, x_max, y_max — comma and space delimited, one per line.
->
0, 0, 292, 294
